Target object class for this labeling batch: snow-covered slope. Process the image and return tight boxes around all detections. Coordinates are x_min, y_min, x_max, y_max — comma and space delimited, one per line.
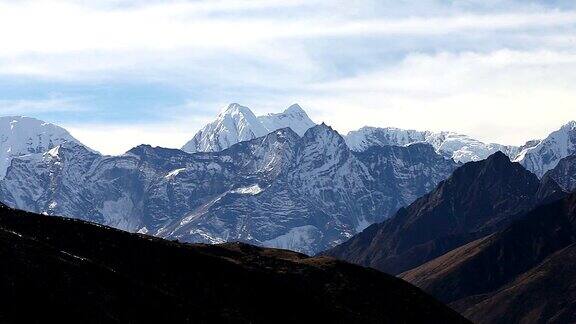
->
515, 121, 576, 178
345, 126, 519, 163
1, 125, 457, 254
182, 103, 315, 153
345, 127, 428, 150
0, 116, 84, 179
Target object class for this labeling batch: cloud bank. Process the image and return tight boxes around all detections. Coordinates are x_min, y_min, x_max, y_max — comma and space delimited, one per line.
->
1, 0, 575, 154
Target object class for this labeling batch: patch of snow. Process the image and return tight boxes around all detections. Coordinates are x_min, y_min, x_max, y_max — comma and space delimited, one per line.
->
60, 250, 88, 262
5, 229, 23, 238
188, 228, 226, 244
231, 184, 263, 195
46, 146, 61, 158
165, 168, 186, 179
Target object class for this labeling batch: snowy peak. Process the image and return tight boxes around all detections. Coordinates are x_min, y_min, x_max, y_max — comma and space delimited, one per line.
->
0, 116, 85, 178
182, 103, 316, 153
259, 103, 313, 136
284, 103, 306, 115
517, 120, 576, 178
258, 103, 315, 136
182, 103, 268, 154
217, 103, 257, 119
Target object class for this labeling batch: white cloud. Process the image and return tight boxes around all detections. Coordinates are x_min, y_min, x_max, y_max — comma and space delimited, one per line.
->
2, 0, 576, 153
0, 0, 575, 78
0, 97, 87, 114
302, 50, 576, 145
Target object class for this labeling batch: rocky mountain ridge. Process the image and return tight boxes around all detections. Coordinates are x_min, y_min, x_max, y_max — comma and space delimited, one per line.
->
0, 124, 457, 254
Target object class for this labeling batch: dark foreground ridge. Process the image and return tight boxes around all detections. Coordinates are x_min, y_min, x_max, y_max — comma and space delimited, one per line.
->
0, 203, 468, 324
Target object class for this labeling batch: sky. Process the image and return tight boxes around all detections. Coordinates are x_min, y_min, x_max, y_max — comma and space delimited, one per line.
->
1, 0, 576, 155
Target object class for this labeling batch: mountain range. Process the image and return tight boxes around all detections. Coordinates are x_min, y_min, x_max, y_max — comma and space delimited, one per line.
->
345, 126, 527, 163
180, 104, 576, 177
1, 106, 576, 255
0, 124, 456, 254
344, 123, 576, 177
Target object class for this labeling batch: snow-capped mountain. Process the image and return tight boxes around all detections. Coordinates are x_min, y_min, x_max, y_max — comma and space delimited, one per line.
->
182, 103, 316, 153
515, 121, 576, 178
3, 108, 574, 254
0, 124, 457, 254
0, 116, 83, 179
345, 126, 520, 163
